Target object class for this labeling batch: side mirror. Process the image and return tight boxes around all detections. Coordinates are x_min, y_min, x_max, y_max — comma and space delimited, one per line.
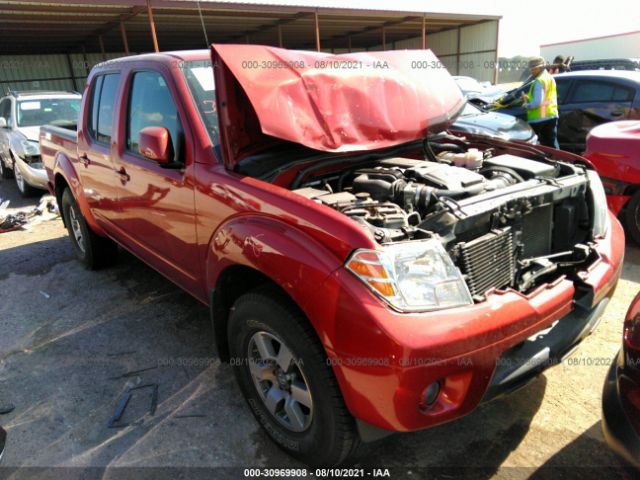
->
0, 117, 7, 129
138, 126, 172, 164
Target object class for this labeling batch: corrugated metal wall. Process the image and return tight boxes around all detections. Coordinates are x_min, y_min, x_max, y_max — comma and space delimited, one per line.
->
370, 20, 499, 83
0, 53, 125, 96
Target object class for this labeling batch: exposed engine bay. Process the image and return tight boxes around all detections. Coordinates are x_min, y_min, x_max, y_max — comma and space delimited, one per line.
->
292, 139, 601, 299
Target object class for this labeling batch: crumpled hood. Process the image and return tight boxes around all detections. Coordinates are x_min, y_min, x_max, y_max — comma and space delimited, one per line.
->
16, 126, 40, 143
211, 44, 465, 169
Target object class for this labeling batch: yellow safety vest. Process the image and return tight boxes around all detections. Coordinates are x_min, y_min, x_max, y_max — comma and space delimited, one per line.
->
527, 70, 559, 121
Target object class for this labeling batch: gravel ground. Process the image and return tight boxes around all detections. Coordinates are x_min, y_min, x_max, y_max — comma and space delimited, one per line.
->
0, 178, 638, 480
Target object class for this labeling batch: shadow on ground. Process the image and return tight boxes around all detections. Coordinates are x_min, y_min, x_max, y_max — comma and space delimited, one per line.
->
529, 423, 633, 479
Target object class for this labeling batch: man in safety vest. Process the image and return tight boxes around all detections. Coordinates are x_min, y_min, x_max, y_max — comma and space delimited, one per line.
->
520, 56, 559, 148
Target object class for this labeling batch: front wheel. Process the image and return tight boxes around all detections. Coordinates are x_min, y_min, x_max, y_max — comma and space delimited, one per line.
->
624, 191, 640, 246
13, 161, 38, 197
61, 188, 118, 269
228, 287, 360, 466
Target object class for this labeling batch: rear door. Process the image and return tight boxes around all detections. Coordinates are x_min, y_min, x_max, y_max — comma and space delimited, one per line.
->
77, 72, 123, 224
109, 67, 200, 291
559, 78, 635, 152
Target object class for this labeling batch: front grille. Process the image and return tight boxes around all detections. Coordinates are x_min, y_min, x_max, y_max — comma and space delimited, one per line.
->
459, 228, 515, 296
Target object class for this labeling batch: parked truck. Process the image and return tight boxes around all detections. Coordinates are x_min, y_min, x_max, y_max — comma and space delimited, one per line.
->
41, 45, 623, 466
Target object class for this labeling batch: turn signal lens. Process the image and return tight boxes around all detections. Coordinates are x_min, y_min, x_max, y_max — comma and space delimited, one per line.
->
346, 252, 396, 298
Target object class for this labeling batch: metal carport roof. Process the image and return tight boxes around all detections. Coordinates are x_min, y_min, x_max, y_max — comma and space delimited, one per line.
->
0, 0, 501, 54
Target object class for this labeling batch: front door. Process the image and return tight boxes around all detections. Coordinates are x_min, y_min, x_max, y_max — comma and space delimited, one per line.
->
77, 72, 122, 225
110, 68, 200, 291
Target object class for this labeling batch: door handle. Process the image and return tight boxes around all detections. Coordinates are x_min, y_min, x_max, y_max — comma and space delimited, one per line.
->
79, 154, 90, 167
117, 167, 130, 184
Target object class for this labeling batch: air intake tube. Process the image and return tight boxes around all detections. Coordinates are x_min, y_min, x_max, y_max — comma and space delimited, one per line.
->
352, 171, 517, 211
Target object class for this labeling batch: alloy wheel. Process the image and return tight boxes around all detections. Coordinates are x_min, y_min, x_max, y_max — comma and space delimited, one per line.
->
247, 331, 313, 432
14, 164, 25, 192
69, 205, 85, 254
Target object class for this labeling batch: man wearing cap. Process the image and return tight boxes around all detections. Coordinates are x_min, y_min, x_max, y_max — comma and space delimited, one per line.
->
520, 56, 559, 148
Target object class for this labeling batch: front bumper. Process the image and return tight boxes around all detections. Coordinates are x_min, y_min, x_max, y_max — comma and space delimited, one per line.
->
318, 212, 624, 433
602, 350, 640, 468
15, 157, 48, 189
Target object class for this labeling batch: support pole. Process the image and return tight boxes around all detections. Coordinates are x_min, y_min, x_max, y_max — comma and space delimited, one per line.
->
98, 35, 106, 61
421, 14, 426, 49
120, 19, 130, 55
314, 9, 320, 52
382, 27, 386, 50
278, 24, 283, 47
81, 45, 90, 80
146, 0, 159, 53
65, 54, 78, 92
348, 35, 352, 53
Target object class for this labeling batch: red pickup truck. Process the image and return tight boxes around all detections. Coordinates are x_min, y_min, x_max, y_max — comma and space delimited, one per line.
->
41, 45, 623, 466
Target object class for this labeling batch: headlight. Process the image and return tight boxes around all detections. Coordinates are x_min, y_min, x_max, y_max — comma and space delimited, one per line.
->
15, 138, 40, 159
346, 239, 473, 312
587, 169, 610, 238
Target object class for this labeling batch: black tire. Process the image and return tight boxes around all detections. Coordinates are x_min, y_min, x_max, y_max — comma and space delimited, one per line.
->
61, 188, 118, 269
625, 191, 640, 246
0, 157, 13, 179
228, 286, 360, 466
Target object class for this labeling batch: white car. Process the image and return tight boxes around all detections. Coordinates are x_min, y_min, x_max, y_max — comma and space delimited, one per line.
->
0, 91, 81, 196
453, 75, 506, 106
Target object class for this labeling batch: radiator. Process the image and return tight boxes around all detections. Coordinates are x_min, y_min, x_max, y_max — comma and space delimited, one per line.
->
459, 228, 515, 297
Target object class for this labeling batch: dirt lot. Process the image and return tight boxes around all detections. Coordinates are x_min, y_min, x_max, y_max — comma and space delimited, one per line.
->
0, 178, 638, 479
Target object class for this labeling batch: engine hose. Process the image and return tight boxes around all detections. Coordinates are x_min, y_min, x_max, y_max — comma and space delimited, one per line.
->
430, 143, 465, 154
432, 184, 485, 198
481, 166, 525, 183
423, 139, 438, 162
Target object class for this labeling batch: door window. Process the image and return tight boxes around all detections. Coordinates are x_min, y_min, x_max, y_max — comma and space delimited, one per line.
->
126, 71, 183, 162
570, 80, 634, 103
87, 73, 120, 144
555, 78, 571, 104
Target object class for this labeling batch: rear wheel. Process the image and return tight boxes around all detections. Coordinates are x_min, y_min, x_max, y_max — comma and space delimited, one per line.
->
624, 191, 640, 246
61, 188, 118, 269
228, 286, 360, 466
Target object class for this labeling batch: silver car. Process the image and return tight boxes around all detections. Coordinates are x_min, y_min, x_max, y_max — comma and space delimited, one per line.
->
0, 91, 81, 196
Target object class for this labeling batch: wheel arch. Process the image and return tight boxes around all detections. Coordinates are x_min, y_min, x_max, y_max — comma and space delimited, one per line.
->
52, 153, 107, 236
205, 215, 345, 362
